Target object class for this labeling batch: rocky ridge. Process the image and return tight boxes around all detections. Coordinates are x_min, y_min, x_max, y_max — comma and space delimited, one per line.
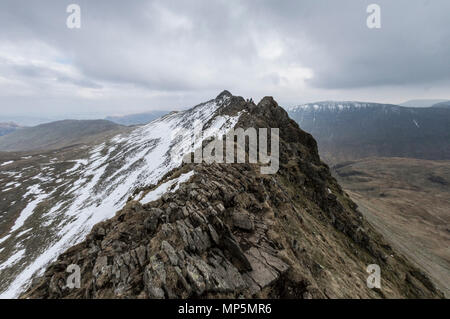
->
22, 92, 444, 299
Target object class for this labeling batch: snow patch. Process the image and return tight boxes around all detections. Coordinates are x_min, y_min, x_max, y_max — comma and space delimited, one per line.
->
140, 171, 194, 204
16, 229, 32, 238
10, 187, 48, 233
65, 159, 89, 174
0, 234, 11, 245
0, 249, 25, 271
0, 161, 13, 167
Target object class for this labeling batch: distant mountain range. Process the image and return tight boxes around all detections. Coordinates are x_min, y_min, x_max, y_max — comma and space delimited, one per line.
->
0, 110, 170, 128
105, 110, 169, 126
0, 119, 128, 152
400, 99, 450, 108
0, 111, 170, 151
0, 123, 21, 137
0, 116, 55, 127
286, 101, 450, 164
432, 101, 450, 109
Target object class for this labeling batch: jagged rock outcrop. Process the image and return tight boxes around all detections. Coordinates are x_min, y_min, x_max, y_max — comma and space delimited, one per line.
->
21, 92, 444, 299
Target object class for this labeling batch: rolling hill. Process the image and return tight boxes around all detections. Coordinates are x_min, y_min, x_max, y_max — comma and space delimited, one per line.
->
0, 119, 128, 152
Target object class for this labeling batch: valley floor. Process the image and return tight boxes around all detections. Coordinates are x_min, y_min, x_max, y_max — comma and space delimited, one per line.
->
334, 157, 450, 297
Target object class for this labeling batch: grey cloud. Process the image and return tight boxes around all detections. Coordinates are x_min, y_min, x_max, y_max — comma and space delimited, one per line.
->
4, 58, 102, 89
0, 0, 449, 115
56, 76, 102, 89
252, 0, 450, 89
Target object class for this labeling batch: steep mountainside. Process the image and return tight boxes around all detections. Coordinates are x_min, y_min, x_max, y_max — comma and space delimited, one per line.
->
286, 102, 450, 164
0, 123, 21, 137
0, 120, 127, 152
13, 93, 442, 299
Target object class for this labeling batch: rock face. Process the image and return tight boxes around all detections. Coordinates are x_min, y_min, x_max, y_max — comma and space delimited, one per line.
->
21, 92, 444, 299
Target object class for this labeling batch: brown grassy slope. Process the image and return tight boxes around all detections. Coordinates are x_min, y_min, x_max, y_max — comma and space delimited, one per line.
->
334, 157, 450, 296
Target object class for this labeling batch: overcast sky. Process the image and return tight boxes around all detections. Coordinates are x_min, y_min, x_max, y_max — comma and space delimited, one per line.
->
0, 0, 449, 118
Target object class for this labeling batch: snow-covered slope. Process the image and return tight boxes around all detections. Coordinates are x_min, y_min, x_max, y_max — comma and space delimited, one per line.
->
0, 92, 240, 298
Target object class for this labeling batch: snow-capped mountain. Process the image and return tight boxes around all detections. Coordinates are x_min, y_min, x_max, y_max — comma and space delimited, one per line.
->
0, 92, 240, 298
286, 101, 450, 164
